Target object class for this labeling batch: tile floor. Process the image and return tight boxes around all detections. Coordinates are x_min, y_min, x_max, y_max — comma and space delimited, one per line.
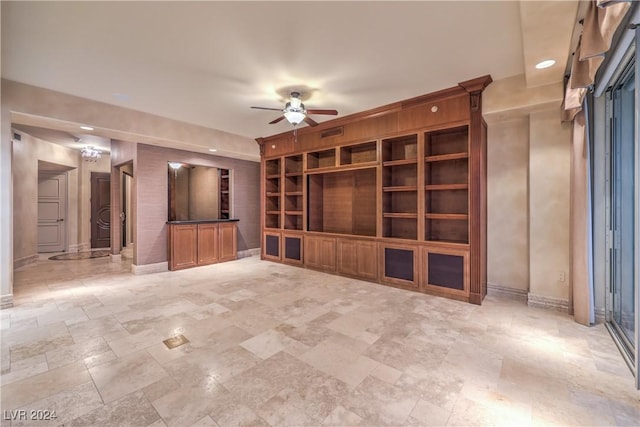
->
1, 255, 639, 426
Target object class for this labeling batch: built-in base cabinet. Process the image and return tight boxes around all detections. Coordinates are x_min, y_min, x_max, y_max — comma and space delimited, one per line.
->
337, 238, 378, 281
262, 234, 470, 299
168, 221, 238, 271
304, 235, 336, 272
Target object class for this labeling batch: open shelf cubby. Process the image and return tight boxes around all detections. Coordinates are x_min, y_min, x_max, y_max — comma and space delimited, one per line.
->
423, 126, 469, 243
340, 141, 377, 165
219, 168, 230, 219
425, 218, 468, 244
307, 148, 336, 170
382, 134, 418, 239
307, 168, 376, 236
264, 158, 281, 229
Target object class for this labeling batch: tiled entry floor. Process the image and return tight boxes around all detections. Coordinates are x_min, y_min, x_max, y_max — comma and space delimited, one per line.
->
2, 256, 639, 426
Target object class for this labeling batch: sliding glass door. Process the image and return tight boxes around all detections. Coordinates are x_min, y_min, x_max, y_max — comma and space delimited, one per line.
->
609, 58, 637, 363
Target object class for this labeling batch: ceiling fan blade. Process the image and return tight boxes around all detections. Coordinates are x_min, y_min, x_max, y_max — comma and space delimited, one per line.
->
306, 109, 338, 115
251, 106, 283, 111
304, 116, 319, 127
269, 116, 286, 124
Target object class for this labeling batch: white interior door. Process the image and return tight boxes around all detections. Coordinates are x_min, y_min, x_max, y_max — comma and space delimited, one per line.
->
38, 172, 67, 252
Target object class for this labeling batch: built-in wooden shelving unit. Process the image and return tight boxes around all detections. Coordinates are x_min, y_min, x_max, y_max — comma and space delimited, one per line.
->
257, 75, 491, 304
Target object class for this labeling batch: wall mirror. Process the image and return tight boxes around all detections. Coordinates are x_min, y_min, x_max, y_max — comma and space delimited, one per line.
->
168, 162, 230, 221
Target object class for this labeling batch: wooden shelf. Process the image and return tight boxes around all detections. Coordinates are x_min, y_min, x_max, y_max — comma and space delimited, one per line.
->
266, 192, 280, 197
266, 174, 280, 179
285, 172, 302, 177
221, 190, 229, 194
285, 191, 303, 196
425, 152, 468, 162
221, 174, 230, 179
266, 211, 281, 215
383, 159, 418, 167
425, 184, 468, 191
384, 213, 418, 219
383, 185, 417, 192
285, 211, 303, 216
425, 213, 468, 220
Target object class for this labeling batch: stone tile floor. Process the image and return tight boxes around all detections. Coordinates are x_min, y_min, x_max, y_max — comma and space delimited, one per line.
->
1, 255, 639, 426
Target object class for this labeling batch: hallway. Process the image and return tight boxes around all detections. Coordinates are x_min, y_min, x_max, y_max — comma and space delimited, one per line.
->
1, 256, 638, 426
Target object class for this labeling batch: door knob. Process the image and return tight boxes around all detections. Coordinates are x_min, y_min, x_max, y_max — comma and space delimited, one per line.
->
57, 218, 64, 222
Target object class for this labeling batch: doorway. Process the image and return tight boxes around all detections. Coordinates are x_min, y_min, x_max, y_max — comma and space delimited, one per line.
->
122, 170, 133, 249
90, 172, 111, 248
37, 171, 67, 253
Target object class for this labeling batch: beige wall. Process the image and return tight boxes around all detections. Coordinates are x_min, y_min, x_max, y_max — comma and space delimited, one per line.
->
12, 131, 79, 265
485, 111, 572, 305
487, 117, 530, 292
529, 110, 572, 302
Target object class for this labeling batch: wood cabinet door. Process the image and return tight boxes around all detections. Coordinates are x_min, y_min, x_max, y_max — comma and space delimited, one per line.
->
169, 224, 198, 270
219, 222, 238, 262
197, 223, 219, 265
337, 239, 378, 281
380, 243, 418, 288
304, 235, 336, 272
421, 246, 469, 299
282, 234, 303, 265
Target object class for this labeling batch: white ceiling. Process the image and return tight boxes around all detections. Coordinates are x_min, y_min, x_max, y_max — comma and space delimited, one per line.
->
1, 1, 577, 147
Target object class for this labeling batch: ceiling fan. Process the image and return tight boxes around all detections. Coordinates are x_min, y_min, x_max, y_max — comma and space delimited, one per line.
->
251, 91, 338, 127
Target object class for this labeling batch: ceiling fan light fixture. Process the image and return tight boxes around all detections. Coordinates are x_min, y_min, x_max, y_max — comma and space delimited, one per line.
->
284, 110, 306, 126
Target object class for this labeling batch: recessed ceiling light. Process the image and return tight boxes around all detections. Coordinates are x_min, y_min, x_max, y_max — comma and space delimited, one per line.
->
209, 149, 217, 152
80, 126, 94, 131
535, 59, 556, 69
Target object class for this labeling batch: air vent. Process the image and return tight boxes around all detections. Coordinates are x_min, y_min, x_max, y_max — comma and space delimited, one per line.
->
320, 127, 343, 139
13, 133, 21, 141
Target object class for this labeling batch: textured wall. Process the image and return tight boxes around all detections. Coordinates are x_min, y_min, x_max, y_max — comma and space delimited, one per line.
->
529, 110, 572, 301
12, 131, 80, 264
487, 117, 530, 292
136, 144, 259, 266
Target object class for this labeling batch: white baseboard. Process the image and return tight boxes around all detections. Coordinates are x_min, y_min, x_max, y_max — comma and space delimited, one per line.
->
78, 243, 91, 252
527, 293, 569, 312
487, 283, 528, 302
110, 254, 122, 263
132, 262, 168, 275
68, 244, 81, 253
13, 254, 38, 269
1, 294, 14, 309
238, 248, 260, 259
594, 307, 606, 324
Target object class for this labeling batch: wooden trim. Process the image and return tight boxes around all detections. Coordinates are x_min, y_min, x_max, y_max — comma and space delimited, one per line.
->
425, 184, 468, 191
425, 152, 469, 162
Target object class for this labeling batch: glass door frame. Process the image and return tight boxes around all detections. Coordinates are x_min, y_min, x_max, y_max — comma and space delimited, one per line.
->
604, 32, 640, 390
